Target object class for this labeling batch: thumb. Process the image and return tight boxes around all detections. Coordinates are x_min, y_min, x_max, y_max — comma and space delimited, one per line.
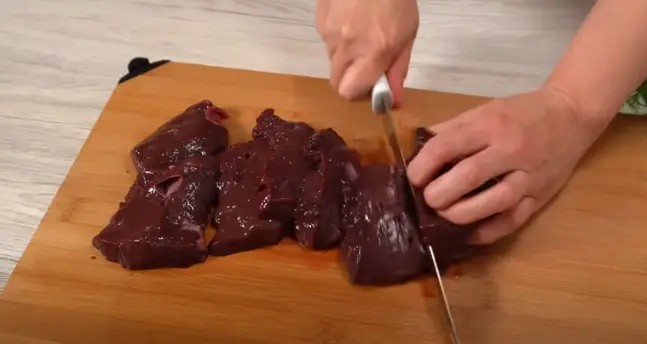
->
386, 42, 413, 108
337, 54, 390, 100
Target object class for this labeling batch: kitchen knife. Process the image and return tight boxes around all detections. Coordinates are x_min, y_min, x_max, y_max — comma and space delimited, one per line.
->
371, 74, 461, 344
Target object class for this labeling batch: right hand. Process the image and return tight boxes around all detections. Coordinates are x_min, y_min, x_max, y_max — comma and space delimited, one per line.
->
315, 0, 419, 106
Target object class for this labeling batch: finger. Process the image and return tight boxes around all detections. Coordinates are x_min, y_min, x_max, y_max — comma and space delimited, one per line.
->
407, 125, 489, 187
387, 42, 414, 108
338, 54, 390, 100
422, 147, 516, 210
329, 44, 354, 91
324, 39, 337, 60
314, 0, 330, 38
436, 170, 528, 225
468, 196, 536, 245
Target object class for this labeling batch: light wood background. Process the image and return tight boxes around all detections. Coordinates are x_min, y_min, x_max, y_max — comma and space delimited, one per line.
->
0, 0, 596, 290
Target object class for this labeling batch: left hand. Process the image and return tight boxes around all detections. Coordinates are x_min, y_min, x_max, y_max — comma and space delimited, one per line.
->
407, 86, 609, 245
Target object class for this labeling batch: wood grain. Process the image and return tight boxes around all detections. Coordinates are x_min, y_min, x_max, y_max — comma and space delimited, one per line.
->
0, 0, 597, 289
2, 62, 647, 343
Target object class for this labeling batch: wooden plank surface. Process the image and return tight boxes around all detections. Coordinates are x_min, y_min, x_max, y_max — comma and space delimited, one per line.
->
2, 62, 647, 343
0, 0, 597, 289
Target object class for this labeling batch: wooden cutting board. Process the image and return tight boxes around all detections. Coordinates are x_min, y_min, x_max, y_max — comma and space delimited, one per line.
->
2, 61, 647, 344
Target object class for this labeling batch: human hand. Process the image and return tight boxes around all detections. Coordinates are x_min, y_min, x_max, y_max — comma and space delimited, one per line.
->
407, 86, 609, 245
315, 0, 419, 107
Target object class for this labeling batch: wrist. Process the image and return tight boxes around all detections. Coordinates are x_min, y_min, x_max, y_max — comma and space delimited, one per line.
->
542, 79, 618, 135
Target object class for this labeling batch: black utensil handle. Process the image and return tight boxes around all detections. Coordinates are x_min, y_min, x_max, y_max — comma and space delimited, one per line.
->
118, 57, 171, 84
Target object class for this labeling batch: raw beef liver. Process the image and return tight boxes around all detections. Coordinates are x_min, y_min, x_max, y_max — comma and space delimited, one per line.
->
252, 109, 316, 227
209, 139, 286, 256
252, 108, 315, 151
131, 100, 229, 173
340, 164, 425, 286
92, 155, 219, 269
211, 110, 359, 254
294, 129, 359, 249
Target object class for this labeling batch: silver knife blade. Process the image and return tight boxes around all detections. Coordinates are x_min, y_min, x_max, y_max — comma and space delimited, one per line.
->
371, 75, 461, 344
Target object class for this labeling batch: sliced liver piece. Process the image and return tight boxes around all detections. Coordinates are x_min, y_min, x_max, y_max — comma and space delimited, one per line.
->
252, 108, 315, 151
252, 109, 317, 228
163, 156, 220, 232
294, 129, 358, 249
92, 155, 219, 270
131, 100, 229, 173
411, 196, 478, 270
209, 139, 285, 256
340, 164, 425, 286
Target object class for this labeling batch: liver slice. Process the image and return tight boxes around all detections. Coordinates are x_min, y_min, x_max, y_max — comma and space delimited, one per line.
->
209, 138, 288, 256
211, 110, 361, 255
92, 155, 220, 269
209, 110, 319, 256
340, 164, 425, 286
252, 109, 316, 227
131, 100, 229, 173
294, 129, 360, 249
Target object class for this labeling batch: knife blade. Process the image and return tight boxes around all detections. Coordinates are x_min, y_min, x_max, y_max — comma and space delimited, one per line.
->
371, 74, 461, 344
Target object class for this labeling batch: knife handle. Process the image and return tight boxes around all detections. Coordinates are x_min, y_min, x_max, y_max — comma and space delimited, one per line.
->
371, 74, 393, 114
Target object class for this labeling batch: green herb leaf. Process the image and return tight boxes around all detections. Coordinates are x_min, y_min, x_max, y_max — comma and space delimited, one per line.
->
627, 79, 647, 111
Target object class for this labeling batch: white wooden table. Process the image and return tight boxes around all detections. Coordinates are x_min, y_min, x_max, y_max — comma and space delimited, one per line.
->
0, 0, 595, 290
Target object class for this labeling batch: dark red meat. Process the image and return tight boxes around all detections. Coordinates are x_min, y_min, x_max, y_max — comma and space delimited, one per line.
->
92, 155, 219, 270
131, 100, 229, 173
210, 110, 359, 255
252, 109, 316, 227
209, 139, 286, 256
294, 129, 359, 249
252, 108, 315, 151
340, 164, 426, 286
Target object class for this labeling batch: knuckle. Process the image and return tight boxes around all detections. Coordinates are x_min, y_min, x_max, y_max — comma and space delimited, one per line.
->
374, 40, 392, 57
316, 18, 335, 38
340, 25, 356, 42
458, 159, 482, 189
442, 210, 472, 226
509, 211, 526, 230
371, 31, 394, 57
315, 19, 325, 35
496, 182, 519, 208
428, 138, 451, 164
511, 198, 535, 228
